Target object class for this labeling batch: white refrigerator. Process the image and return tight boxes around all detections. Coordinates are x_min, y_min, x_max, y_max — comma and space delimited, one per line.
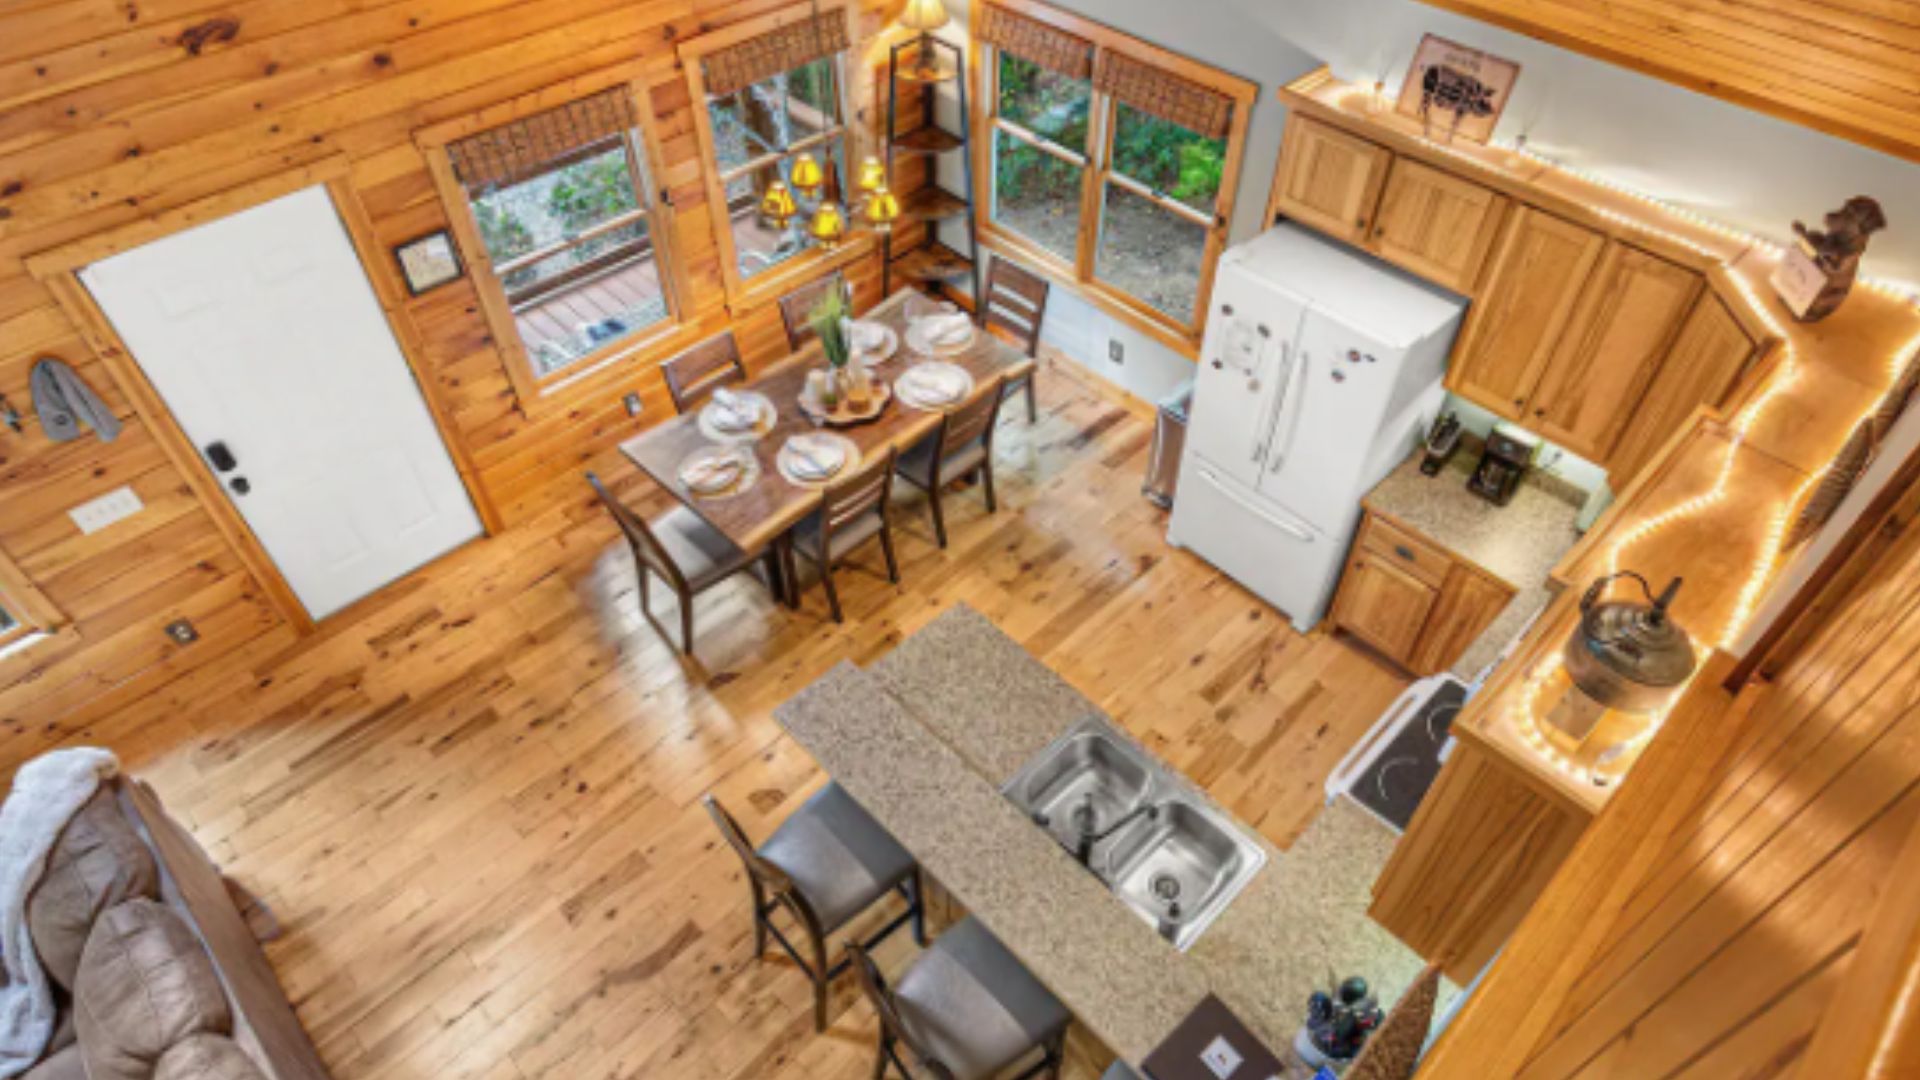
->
1168, 224, 1467, 632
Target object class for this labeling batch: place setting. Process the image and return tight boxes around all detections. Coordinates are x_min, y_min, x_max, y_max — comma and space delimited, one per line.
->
676, 444, 759, 500
846, 316, 899, 367
696, 386, 776, 444
903, 294, 977, 357
894, 360, 975, 411
777, 431, 860, 488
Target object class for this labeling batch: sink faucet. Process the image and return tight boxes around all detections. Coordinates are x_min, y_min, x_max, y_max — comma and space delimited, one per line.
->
1034, 794, 1159, 868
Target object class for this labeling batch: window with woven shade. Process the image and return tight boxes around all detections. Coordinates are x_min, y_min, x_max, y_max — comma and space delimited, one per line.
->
428, 82, 679, 383
680, 2, 856, 298
976, 0, 1254, 343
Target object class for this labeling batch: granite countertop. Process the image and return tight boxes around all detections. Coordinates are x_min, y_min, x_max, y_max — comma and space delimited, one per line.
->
1365, 451, 1585, 677
781, 605, 1431, 1069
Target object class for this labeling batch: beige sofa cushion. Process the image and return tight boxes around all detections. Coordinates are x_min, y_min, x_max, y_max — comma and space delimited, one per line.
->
19, 1044, 85, 1080
28, 788, 159, 991
153, 1034, 267, 1080
74, 899, 232, 1080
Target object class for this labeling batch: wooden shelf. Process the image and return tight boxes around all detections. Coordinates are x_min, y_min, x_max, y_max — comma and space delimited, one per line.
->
890, 242, 973, 283
891, 125, 964, 155
900, 186, 969, 225
895, 64, 959, 85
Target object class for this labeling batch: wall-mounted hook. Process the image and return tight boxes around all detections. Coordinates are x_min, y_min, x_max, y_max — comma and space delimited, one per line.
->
0, 393, 21, 433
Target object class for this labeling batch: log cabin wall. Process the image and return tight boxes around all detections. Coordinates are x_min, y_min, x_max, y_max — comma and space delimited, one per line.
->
0, 0, 912, 739
1410, 0, 1920, 164
1422, 464, 1920, 1076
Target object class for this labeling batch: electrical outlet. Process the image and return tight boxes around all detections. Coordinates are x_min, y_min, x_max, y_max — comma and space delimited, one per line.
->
164, 619, 199, 645
623, 392, 644, 417
1200, 1035, 1243, 1078
69, 486, 145, 535
1108, 339, 1125, 365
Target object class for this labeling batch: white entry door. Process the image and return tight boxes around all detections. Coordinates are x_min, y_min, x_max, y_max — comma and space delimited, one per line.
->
82, 186, 482, 620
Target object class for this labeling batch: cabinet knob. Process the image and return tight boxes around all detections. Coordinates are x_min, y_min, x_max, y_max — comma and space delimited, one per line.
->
1395, 545, 1415, 561
1534, 407, 1546, 417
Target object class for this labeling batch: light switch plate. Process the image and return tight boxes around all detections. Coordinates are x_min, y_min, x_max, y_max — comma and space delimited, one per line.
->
69, 486, 144, 535
1201, 1035, 1243, 1078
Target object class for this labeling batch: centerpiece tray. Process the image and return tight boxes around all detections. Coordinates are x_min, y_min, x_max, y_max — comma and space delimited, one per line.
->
798, 378, 892, 427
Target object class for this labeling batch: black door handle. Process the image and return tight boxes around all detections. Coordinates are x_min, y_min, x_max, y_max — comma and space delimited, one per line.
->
205, 441, 238, 472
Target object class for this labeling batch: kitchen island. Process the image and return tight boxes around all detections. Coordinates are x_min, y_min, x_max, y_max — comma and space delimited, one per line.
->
776, 604, 1431, 1070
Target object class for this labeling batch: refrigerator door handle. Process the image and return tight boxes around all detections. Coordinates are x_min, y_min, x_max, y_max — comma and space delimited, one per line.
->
1268, 348, 1310, 474
1195, 466, 1316, 542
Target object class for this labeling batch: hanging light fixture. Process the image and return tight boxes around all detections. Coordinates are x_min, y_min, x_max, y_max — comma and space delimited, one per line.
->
863, 187, 901, 232
759, 180, 798, 226
789, 152, 826, 196
856, 155, 888, 194
808, 200, 847, 247
899, 0, 951, 81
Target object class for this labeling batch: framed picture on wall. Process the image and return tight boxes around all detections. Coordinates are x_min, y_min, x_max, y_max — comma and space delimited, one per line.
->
1395, 34, 1520, 144
393, 230, 464, 295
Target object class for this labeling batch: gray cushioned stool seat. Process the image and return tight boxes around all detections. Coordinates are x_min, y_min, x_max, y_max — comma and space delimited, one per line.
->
759, 783, 914, 933
791, 507, 887, 563
895, 916, 1069, 1080
1100, 1062, 1144, 1080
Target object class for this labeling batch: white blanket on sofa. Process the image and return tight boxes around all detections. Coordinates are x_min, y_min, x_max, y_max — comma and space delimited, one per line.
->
0, 748, 117, 1078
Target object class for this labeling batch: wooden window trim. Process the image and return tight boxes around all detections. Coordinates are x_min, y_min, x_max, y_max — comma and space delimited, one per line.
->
678, 0, 875, 312
415, 64, 692, 418
0, 538, 68, 655
970, 0, 1256, 357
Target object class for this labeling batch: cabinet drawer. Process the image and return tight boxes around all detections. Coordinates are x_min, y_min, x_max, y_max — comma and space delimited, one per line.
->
1360, 513, 1452, 587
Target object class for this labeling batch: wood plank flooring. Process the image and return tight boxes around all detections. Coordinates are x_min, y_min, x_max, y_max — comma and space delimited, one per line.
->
4, 359, 1408, 1079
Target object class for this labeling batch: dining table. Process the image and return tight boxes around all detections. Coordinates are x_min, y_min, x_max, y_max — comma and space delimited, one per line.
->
618, 287, 1037, 559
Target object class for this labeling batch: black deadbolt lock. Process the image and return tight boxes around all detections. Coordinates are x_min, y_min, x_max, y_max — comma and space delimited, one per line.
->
205, 441, 238, 472
229, 476, 251, 496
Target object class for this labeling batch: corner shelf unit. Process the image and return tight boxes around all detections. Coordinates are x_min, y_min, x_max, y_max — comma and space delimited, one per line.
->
882, 35, 979, 301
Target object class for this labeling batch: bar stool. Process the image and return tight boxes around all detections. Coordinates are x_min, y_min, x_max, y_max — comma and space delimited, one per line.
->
704, 784, 925, 1031
850, 915, 1070, 1080
1100, 1063, 1143, 1079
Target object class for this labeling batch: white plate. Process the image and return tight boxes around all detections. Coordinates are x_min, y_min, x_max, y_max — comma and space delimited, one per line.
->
678, 447, 755, 496
896, 362, 975, 410
697, 391, 774, 443
905, 318, 976, 356
778, 433, 859, 487
848, 322, 899, 364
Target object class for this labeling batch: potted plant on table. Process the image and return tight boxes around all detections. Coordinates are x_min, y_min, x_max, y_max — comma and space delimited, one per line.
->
808, 286, 869, 409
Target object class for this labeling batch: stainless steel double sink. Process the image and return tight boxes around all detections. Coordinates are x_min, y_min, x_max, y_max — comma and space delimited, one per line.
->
1001, 716, 1267, 951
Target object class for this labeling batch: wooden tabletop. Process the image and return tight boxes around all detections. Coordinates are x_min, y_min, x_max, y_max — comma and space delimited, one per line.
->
620, 289, 1036, 552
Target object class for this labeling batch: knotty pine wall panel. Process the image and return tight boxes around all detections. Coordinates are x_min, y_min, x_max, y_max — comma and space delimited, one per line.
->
1415, 0, 1920, 163
0, 0, 906, 740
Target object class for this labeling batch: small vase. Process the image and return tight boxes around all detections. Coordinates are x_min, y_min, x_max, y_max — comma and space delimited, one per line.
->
819, 367, 842, 410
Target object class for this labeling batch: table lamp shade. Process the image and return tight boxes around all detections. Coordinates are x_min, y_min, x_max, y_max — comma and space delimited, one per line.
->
900, 0, 950, 32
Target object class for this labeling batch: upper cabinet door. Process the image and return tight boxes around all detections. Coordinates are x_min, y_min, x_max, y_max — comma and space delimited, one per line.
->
1368, 159, 1507, 293
1606, 290, 1760, 487
1271, 117, 1392, 244
1447, 207, 1606, 420
1527, 242, 1704, 463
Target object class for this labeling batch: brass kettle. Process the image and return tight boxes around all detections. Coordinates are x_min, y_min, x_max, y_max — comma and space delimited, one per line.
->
1563, 572, 1696, 716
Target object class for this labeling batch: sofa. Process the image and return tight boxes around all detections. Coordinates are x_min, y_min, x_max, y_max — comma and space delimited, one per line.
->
20, 777, 327, 1080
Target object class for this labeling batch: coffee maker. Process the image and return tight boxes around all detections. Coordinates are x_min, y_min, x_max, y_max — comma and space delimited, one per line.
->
1468, 425, 1538, 506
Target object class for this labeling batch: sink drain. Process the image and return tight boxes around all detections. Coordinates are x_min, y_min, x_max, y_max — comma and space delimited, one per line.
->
1150, 873, 1181, 903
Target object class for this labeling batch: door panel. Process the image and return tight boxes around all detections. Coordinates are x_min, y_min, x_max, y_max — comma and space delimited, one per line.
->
1272, 117, 1392, 244
1333, 552, 1438, 664
1528, 242, 1703, 462
81, 186, 482, 620
1258, 308, 1404, 536
1172, 460, 1342, 633
1187, 271, 1306, 490
1368, 159, 1506, 293
1447, 207, 1606, 420
1606, 290, 1759, 486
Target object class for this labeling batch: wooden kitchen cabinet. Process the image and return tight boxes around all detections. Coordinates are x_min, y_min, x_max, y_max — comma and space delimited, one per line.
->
1270, 116, 1392, 244
1368, 158, 1507, 293
1526, 242, 1704, 462
1448, 207, 1607, 420
1331, 510, 1518, 675
1607, 290, 1762, 486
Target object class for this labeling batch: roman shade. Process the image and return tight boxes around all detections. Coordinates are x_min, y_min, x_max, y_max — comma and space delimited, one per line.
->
701, 11, 850, 98
976, 5, 1093, 81
1094, 50, 1234, 140
447, 87, 638, 193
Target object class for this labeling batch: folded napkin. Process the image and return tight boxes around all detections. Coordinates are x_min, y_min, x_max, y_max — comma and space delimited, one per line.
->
786, 434, 845, 477
708, 388, 757, 430
904, 365, 966, 401
918, 313, 973, 347
681, 453, 743, 491
848, 320, 890, 352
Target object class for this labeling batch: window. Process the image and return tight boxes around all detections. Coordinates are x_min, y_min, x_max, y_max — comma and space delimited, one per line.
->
419, 77, 684, 400
681, 4, 858, 301
0, 545, 60, 654
976, 2, 1254, 347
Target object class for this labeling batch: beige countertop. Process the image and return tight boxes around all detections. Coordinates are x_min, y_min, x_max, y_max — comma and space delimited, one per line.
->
779, 604, 1429, 1069
1365, 451, 1586, 678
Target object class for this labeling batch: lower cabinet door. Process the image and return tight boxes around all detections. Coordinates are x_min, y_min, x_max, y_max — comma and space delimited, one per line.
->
1334, 553, 1438, 665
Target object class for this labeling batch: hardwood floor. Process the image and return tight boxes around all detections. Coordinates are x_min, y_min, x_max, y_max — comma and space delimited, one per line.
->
4, 359, 1408, 1079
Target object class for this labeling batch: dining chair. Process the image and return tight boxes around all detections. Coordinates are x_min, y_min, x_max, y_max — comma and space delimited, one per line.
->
849, 915, 1070, 1080
788, 446, 901, 624
894, 375, 1006, 549
662, 330, 748, 414
778, 270, 851, 352
704, 785, 925, 1033
980, 257, 1049, 423
585, 472, 779, 654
